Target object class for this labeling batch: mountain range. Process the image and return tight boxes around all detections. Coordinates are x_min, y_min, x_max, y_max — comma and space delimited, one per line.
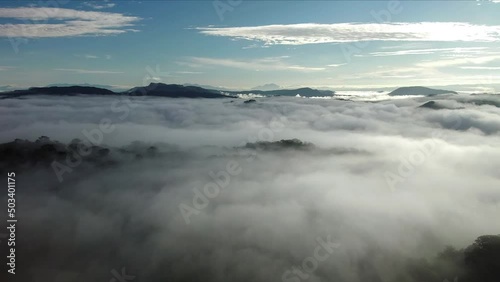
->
0, 83, 336, 98
0, 84, 459, 99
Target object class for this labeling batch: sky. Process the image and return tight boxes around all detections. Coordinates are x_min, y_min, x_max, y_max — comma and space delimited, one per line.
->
1, 0, 500, 91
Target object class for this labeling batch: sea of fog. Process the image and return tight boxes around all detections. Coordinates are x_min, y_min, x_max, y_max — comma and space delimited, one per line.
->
0, 93, 499, 282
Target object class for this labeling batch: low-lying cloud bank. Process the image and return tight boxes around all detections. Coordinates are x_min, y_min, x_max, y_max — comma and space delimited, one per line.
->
0, 94, 499, 282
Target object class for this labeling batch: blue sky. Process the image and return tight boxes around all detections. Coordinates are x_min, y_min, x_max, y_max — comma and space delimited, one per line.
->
1, 0, 500, 91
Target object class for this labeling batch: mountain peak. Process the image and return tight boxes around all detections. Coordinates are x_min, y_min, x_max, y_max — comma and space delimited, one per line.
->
251, 83, 281, 91
389, 86, 457, 96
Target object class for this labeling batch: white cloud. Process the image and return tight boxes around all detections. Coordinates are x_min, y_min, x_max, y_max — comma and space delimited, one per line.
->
338, 67, 426, 81
461, 66, 500, 70
83, 1, 116, 10
176, 71, 204, 74
327, 63, 346, 67
0, 66, 14, 71
0, 7, 140, 38
186, 56, 325, 72
477, 0, 500, 4
416, 54, 500, 68
242, 44, 267, 49
53, 68, 123, 74
197, 22, 500, 45
364, 47, 488, 57
75, 54, 112, 60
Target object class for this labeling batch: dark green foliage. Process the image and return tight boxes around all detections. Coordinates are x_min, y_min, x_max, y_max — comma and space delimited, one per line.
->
469, 99, 500, 108
419, 101, 445, 110
463, 235, 500, 282
400, 235, 500, 282
244, 138, 315, 151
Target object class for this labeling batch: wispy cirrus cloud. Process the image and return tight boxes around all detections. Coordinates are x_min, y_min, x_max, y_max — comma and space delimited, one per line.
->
327, 63, 346, 67
416, 54, 500, 68
54, 68, 123, 74
176, 71, 204, 75
197, 22, 500, 45
83, 1, 116, 10
75, 54, 112, 60
362, 47, 488, 57
83, 54, 98, 59
0, 66, 15, 71
477, 0, 500, 5
0, 7, 140, 38
186, 56, 325, 72
461, 66, 500, 70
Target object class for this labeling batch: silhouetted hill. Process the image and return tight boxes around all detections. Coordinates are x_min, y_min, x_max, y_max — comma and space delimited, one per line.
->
183, 83, 233, 91
0, 136, 171, 175
0, 84, 235, 99
1, 86, 116, 97
389, 86, 457, 96
251, 83, 281, 91
418, 101, 445, 110
45, 83, 128, 92
125, 83, 234, 98
0, 83, 336, 99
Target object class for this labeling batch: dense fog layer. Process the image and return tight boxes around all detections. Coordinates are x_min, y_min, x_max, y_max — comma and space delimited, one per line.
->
0, 94, 499, 282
